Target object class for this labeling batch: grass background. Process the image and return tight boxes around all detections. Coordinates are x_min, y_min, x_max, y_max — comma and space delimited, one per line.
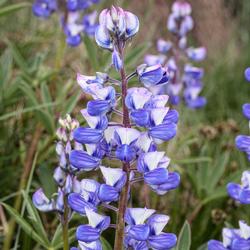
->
1, 0, 250, 249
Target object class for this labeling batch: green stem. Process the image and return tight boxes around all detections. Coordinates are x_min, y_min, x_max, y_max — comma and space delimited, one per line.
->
114, 45, 131, 250
62, 195, 69, 250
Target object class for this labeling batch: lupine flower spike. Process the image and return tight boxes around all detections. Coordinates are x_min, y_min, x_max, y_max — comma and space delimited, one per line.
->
32, 0, 101, 46
66, 5, 179, 250
144, 0, 207, 108
208, 68, 250, 249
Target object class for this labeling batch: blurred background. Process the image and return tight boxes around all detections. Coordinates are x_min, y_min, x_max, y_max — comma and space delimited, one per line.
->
1, 0, 250, 249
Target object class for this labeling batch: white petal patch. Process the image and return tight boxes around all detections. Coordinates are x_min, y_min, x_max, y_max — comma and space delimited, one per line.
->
150, 108, 169, 125
136, 132, 153, 152
81, 179, 99, 193
239, 220, 250, 239
104, 126, 117, 143
222, 228, 234, 247
130, 88, 152, 109
115, 127, 140, 145
129, 208, 155, 225
79, 240, 99, 250
81, 109, 99, 128
85, 207, 105, 228
150, 95, 169, 108
144, 151, 165, 171
124, 11, 139, 37
100, 166, 124, 186
85, 144, 97, 155
150, 215, 169, 235
241, 171, 250, 188
95, 25, 113, 50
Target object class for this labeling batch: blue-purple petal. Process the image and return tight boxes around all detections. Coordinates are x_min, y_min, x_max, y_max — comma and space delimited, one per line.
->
207, 240, 227, 250
128, 224, 150, 241
68, 193, 96, 215
98, 184, 119, 202
243, 104, 250, 120
76, 225, 100, 243
144, 168, 169, 185
148, 233, 177, 250
69, 150, 100, 170
149, 123, 177, 141
73, 127, 103, 144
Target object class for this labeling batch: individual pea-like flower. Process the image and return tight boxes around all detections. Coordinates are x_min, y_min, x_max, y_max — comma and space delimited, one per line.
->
144, 54, 167, 67
75, 208, 110, 246
137, 152, 180, 194
184, 80, 207, 109
95, 6, 139, 50
98, 166, 126, 202
73, 108, 108, 145
172, 1, 192, 17
245, 67, 250, 82
157, 39, 172, 54
114, 127, 140, 162
32, 188, 54, 212
78, 74, 117, 116
68, 178, 103, 216
83, 11, 99, 37
208, 221, 250, 250
243, 104, 250, 120
32, 0, 57, 18
125, 208, 177, 250
137, 64, 169, 89
227, 171, 250, 204
186, 47, 207, 62
235, 135, 250, 161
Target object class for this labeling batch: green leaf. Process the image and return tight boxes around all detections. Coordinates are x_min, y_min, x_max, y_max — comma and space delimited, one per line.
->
174, 157, 212, 165
0, 2, 31, 17
1, 202, 50, 248
0, 49, 12, 88
176, 221, 191, 250
38, 164, 56, 197
51, 224, 62, 247
207, 152, 230, 192
6, 41, 30, 75
41, 82, 53, 114
125, 43, 151, 67
18, 81, 55, 133
197, 243, 208, 250
83, 35, 99, 71
52, 227, 76, 249
63, 92, 81, 115
101, 237, 112, 250
0, 102, 58, 121
21, 191, 49, 245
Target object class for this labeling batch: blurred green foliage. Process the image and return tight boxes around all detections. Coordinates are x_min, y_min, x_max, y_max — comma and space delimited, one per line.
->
1, 0, 250, 249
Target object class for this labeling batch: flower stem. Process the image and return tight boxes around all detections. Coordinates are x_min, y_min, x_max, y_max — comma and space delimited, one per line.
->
62, 195, 69, 250
114, 46, 131, 250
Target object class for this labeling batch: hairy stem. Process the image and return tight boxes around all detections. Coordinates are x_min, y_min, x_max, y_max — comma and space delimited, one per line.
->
114, 46, 131, 250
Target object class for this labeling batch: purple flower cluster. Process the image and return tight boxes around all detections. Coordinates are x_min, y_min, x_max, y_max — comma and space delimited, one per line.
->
32, 0, 101, 46
208, 68, 250, 249
69, 6, 179, 249
227, 67, 250, 204
144, 0, 206, 108
32, 6, 180, 249
208, 221, 250, 250
33, 114, 81, 213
